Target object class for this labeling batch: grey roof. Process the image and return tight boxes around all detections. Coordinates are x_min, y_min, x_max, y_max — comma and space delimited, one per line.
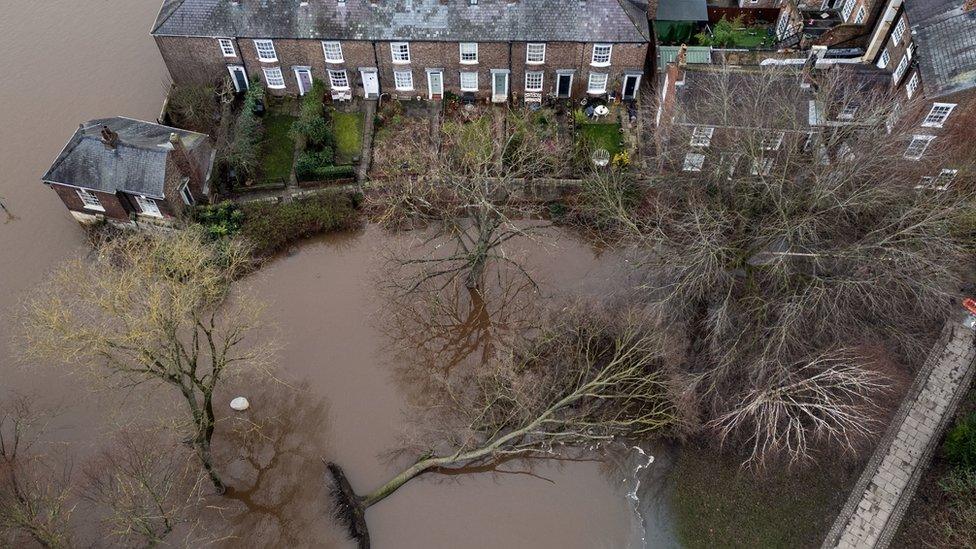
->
904, 0, 976, 97
41, 117, 212, 198
152, 0, 650, 43
654, 0, 707, 21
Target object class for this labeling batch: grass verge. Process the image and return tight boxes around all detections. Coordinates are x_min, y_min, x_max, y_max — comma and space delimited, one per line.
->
332, 111, 363, 165
259, 114, 297, 184
671, 447, 860, 548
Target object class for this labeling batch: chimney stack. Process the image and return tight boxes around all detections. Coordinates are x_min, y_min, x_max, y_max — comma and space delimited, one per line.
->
100, 125, 119, 149
169, 133, 203, 189
676, 43, 688, 68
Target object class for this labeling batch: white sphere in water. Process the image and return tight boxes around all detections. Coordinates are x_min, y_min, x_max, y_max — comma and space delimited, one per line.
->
230, 397, 250, 411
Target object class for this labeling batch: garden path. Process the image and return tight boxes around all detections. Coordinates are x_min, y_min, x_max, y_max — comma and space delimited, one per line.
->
822, 317, 976, 549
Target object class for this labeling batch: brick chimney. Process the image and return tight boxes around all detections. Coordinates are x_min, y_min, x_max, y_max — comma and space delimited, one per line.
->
100, 125, 119, 150
169, 133, 203, 189
647, 0, 659, 20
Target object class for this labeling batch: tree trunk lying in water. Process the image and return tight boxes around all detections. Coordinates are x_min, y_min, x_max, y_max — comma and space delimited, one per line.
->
327, 463, 370, 549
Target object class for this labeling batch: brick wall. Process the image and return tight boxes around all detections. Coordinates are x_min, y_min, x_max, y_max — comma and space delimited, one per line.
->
155, 35, 649, 101
49, 184, 131, 221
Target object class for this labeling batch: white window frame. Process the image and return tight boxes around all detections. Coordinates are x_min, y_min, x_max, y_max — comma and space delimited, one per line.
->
328, 69, 350, 90
524, 71, 543, 92
838, 104, 859, 120
892, 17, 907, 44
390, 42, 411, 64
853, 6, 866, 25
906, 72, 920, 98
322, 41, 344, 63
263, 67, 285, 89
892, 54, 908, 83
134, 195, 162, 217
904, 135, 935, 160
76, 189, 104, 211
460, 71, 478, 91
394, 70, 414, 91
934, 169, 958, 189
690, 126, 714, 147
526, 43, 546, 64
841, 0, 855, 21
761, 132, 784, 151
179, 178, 195, 206
591, 44, 612, 67
921, 103, 956, 128
254, 39, 277, 62
751, 158, 774, 176
459, 43, 478, 64
218, 38, 236, 58
587, 72, 608, 94
877, 49, 890, 69
683, 153, 705, 172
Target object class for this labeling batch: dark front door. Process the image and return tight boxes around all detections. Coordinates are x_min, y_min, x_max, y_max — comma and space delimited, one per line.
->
229, 66, 248, 93
557, 73, 572, 98
623, 74, 640, 101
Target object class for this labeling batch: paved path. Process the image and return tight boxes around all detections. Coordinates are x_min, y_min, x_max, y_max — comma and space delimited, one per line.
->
823, 320, 976, 549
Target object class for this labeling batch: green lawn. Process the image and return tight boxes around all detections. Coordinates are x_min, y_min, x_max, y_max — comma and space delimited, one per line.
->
733, 28, 773, 48
259, 114, 297, 183
579, 122, 622, 157
332, 111, 363, 165
671, 449, 858, 548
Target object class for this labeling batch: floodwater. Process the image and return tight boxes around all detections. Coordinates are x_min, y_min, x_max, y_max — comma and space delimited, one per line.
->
0, 1, 677, 547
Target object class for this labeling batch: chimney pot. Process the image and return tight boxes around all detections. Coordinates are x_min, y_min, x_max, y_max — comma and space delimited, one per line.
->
101, 125, 119, 149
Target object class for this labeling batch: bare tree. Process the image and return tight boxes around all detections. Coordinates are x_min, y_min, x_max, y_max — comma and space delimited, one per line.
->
330, 304, 688, 543
23, 227, 275, 492
368, 108, 574, 292
577, 64, 974, 465
81, 430, 206, 547
0, 395, 73, 548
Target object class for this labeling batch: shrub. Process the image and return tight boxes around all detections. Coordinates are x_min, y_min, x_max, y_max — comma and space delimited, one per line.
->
945, 412, 976, 469
292, 116, 334, 150
193, 201, 244, 240
238, 191, 359, 257
612, 151, 631, 169
167, 84, 216, 134
295, 149, 336, 181
572, 108, 588, 126
220, 81, 265, 182
696, 16, 746, 48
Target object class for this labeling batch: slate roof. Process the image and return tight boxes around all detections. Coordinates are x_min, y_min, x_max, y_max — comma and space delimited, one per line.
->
903, 0, 976, 98
152, 0, 650, 43
654, 0, 707, 22
41, 117, 212, 199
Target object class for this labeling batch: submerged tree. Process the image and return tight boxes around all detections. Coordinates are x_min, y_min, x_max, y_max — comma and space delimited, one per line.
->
24, 227, 275, 492
0, 395, 73, 548
330, 305, 688, 543
577, 64, 973, 465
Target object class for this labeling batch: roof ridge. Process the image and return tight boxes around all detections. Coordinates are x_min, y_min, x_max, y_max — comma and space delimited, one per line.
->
151, 0, 188, 34
615, 0, 652, 41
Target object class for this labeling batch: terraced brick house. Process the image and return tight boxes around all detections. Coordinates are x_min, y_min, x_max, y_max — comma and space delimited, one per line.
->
41, 118, 214, 225
151, 0, 652, 104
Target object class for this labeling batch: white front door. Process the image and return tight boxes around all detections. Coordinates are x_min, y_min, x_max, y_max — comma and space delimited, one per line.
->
427, 70, 444, 100
294, 67, 313, 95
492, 71, 509, 103
361, 69, 379, 98
228, 65, 248, 93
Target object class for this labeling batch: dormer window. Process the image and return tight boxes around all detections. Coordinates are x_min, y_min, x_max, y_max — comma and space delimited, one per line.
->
591, 44, 612, 67
391, 42, 411, 64
254, 39, 277, 62
459, 43, 478, 64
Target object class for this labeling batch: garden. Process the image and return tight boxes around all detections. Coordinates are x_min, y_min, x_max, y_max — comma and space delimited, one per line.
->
211, 79, 362, 194
695, 16, 775, 49
369, 100, 438, 179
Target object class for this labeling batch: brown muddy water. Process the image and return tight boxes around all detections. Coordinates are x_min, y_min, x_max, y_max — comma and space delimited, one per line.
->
0, 1, 677, 547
